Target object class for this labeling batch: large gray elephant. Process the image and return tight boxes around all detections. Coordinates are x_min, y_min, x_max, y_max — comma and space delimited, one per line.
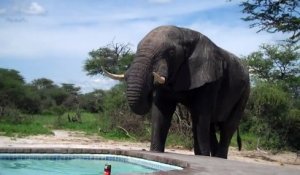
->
104, 25, 250, 159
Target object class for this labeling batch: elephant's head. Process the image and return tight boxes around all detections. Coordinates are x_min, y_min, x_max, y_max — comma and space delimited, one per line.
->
106, 26, 225, 115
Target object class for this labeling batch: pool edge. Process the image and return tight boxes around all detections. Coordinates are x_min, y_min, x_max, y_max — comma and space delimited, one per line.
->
0, 147, 189, 175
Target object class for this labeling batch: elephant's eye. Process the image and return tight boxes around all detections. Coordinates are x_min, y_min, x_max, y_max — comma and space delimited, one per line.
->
168, 49, 175, 57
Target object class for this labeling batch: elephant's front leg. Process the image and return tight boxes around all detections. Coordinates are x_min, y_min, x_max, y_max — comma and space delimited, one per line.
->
150, 94, 176, 152
191, 92, 214, 156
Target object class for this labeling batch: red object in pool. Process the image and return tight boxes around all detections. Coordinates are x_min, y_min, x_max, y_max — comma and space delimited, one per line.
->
104, 164, 111, 175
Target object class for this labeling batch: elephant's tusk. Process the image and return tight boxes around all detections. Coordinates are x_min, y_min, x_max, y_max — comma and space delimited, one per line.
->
152, 72, 166, 84
101, 66, 125, 81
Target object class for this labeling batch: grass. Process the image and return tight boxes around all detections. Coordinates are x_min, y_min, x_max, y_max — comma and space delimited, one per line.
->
166, 133, 193, 150
0, 112, 260, 151
238, 132, 259, 150
0, 113, 99, 137
52, 112, 102, 134
228, 132, 258, 150
166, 131, 258, 151
0, 122, 52, 137
0, 112, 134, 141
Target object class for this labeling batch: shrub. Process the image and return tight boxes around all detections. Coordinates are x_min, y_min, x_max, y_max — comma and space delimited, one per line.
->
243, 82, 299, 150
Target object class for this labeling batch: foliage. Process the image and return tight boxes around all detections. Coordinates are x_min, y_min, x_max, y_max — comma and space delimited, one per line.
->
243, 42, 300, 150
0, 69, 90, 126
30, 79, 82, 113
247, 43, 300, 78
100, 83, 148, 138
0, 68, 41, 114
83, 42, 151, 140
61, 83, 80, 95
102, 84, 127, 113
168, 104, 193, 149
240, 0, 300, 42
31, 78, 56, 90
246, 43, 300, 96
80, 90, 105, 113
0, 69, 25, 109
246, 82, 292, 149
84, 41, 134, 75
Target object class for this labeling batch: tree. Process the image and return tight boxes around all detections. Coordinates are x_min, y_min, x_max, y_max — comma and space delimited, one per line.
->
31, 78, 56, 90
102, 84, 128, 129
246, 81, 300, 150
246, 42, 300, 97
31, 79, 82, 112
240, 0, 300, 42
0, 68, 26, 112
61, 83, 81, 95
80, 89, 105, 113
84, 41, 134, 76
0, 68, 42, 115
60, 84, 81, 112
244, 42, 300, 150
100, 83, 147, 138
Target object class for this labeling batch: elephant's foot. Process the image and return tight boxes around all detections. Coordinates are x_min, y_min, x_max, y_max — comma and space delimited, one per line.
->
194, 146, 210, 156
216, 147, 228, 159
200, 149, 210, 156
150, 143, 165, 153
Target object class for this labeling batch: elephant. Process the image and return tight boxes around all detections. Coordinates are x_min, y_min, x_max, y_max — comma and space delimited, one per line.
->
103, 25, 250, 159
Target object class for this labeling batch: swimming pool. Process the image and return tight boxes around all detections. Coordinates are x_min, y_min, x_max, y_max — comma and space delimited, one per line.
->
0, 153, 183, 175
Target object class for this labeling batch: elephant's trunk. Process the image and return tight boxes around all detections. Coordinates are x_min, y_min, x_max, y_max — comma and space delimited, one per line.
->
126, 49, 154, 115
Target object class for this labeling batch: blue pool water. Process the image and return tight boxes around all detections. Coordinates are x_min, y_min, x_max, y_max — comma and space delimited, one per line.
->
0, 154, 182, 175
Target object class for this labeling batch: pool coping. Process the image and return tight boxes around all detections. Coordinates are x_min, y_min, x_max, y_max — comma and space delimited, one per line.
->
0, 147, 187, 175
0, 147, 299, 175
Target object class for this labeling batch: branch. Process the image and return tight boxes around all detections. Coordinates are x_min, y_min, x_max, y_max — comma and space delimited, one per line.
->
117, 125, 136, 140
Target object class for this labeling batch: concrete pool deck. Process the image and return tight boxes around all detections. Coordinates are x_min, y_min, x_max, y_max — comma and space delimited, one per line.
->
0, 147, 298, 175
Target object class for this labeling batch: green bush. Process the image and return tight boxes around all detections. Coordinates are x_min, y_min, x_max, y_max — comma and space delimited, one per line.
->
285, 109, 300, 150
242, 82, 299, 150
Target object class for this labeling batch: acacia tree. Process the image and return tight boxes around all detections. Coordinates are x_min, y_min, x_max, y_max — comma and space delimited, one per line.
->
32, 78, 56, 90
84, 42, 146, 137
84, 41, 134, 75
240, 0, 300, 42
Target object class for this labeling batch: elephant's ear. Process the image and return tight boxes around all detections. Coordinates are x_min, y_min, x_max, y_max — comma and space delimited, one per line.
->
172, 28, 225, 91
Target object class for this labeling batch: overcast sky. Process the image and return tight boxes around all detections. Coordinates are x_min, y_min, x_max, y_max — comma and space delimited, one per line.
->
0, 0, 283, 93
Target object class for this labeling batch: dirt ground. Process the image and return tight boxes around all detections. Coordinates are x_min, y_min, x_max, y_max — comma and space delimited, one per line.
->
0, 130, 299, 169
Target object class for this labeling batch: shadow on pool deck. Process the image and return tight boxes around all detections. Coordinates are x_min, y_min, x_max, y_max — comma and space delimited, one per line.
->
0, 147, 298, 175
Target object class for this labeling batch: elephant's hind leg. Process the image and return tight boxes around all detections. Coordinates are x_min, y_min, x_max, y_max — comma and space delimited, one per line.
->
217, 89, 249, 158
192, 123, 218, 156
192, 121, 201, 155
210, 123, 218, 156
